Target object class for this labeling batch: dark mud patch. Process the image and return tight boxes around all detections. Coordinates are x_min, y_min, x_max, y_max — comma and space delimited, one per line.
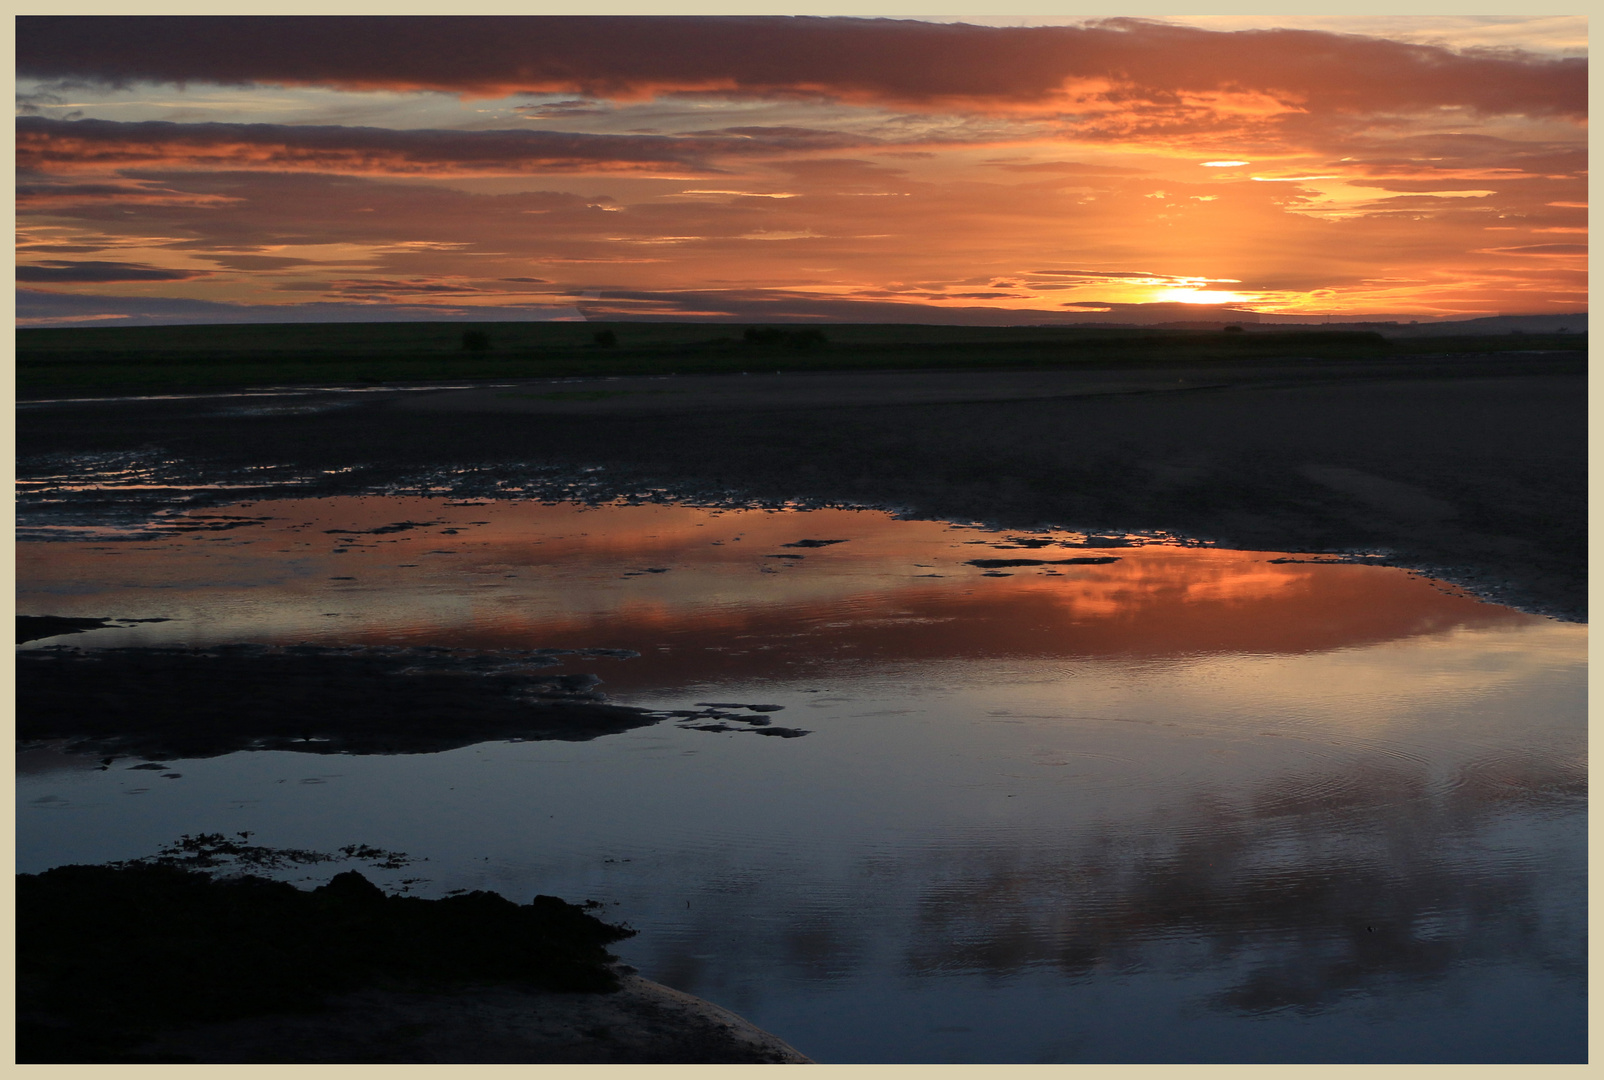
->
17, 615, 172, 644
16, 860, 633, 1063
1266, 555, 1390, 565
126, 831, 418, 874
659, 704, 809, 738
694, 702, 785, 712
16, 645, 665, 760
965, 557, 1122, 568
323, 520, 442, 535
164, 513, 277, 532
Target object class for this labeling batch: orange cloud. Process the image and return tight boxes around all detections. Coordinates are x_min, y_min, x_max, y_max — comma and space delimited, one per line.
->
13, 18, 1585, 323
16, 180, 242, 207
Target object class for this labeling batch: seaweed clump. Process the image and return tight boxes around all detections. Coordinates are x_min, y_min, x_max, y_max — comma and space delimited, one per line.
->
17, 860, 635, 1063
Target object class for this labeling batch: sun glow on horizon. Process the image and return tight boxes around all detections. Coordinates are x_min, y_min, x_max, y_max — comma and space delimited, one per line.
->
1148, 289, 1258, 306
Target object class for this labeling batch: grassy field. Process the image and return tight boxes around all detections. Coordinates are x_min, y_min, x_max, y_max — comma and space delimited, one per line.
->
16, 320, 1586, 395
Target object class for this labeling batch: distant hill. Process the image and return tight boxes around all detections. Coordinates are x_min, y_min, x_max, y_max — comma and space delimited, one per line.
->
1221, 313, 1587, 337
1374, 313, 1588, 337
1033, 310, 1586, 337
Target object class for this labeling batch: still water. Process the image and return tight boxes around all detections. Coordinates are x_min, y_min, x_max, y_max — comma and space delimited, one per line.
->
16, 498, 1586, 1063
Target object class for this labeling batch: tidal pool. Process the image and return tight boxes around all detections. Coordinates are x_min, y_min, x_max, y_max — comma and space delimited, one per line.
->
16, 498, 1586, 1063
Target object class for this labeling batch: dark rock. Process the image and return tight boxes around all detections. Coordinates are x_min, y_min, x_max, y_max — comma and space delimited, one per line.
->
16, 862, 634, 1063
314, 870, 388, 905
17, 646, 667, 760
18, 616, 115, 644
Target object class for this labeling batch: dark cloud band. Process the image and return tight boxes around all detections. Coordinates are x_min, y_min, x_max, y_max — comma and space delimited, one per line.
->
17, 16, 1585, 118
16, 260, 209, 282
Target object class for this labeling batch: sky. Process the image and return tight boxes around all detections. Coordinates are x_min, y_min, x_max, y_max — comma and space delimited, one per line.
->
15, 15, 1589, 327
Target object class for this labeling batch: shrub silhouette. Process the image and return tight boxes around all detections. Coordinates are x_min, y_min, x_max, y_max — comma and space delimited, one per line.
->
593, 330, 617, 347
1223, 324, 1245, 333
461, 330, 491, 352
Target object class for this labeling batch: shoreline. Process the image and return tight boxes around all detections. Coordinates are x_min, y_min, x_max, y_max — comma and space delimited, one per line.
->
18, 857, 813, 1065
122, 972, 813, 1064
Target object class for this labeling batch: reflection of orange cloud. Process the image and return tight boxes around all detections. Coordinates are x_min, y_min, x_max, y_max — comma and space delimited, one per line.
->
1181, 565, 1302, 603
241, 552, 1535, 693
16, 500, 1539, 694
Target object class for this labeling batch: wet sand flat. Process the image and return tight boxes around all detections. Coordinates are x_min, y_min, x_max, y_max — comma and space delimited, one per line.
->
383, 352, 1574, 415
18, 353, 1585, 619
392, 366, 1236, 416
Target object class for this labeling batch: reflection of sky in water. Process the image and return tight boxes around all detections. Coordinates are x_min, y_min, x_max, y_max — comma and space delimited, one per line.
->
16, 499, 1585, 1063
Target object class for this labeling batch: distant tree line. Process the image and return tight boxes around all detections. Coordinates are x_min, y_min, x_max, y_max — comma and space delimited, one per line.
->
455, 326, 831, 355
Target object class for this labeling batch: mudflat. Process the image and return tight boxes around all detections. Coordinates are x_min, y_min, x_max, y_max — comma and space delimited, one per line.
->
14, 350, 1586, 1063
18, 352, 1584, 619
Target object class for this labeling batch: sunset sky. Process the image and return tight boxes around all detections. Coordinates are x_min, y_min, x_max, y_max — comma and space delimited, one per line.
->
15, 15, 1588, 327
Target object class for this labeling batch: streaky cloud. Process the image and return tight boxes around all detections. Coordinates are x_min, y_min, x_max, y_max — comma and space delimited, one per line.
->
16, 116, 877, 176
16, 288, 584, 327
